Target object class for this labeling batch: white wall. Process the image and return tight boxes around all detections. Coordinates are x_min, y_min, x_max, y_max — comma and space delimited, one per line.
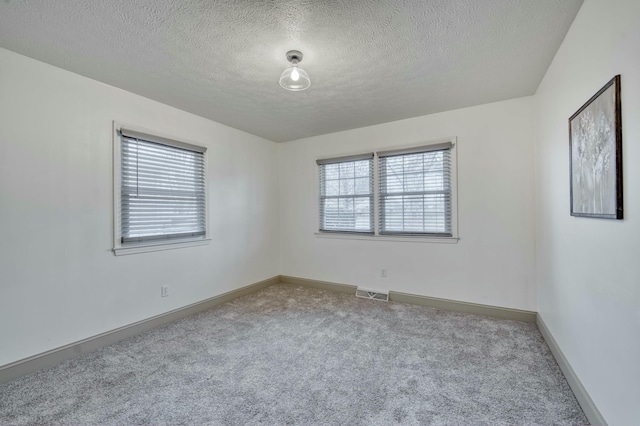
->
534, 0, 640, 424
0, 48, 279, 367
278, 97, 537, 311
6, 4, 636, 420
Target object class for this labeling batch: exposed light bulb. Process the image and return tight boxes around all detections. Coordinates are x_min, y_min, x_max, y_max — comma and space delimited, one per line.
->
279, 50, 310, 91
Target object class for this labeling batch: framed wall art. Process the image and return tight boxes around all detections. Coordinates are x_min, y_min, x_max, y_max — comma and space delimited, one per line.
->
569, 75, 623, 219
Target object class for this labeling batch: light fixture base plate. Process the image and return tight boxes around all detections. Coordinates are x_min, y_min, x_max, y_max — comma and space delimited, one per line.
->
286, 50, 303, 63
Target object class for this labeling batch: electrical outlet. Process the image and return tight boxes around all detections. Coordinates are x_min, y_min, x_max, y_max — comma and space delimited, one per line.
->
380, 269, 387, 278
161, 285, 169, 297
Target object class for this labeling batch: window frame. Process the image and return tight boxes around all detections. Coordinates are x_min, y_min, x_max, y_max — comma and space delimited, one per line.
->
378, 142, 453, 237
316, 138, 458, 243
317, 153, 375, 234
112, 121, 210, 256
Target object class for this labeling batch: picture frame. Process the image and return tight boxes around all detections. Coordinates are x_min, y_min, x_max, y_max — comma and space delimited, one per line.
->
569, 75, 623, 219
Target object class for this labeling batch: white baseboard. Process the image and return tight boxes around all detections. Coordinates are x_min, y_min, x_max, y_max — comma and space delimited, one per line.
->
0, 273, 609, 426
536, 314, 607, 426
279, 275, 357, 294
280, 275, 537, 322
0, 276, 279, 384
389, 290, 536, 322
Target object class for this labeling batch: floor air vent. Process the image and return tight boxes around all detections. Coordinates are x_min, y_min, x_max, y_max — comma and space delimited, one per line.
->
356, 287, 389, 302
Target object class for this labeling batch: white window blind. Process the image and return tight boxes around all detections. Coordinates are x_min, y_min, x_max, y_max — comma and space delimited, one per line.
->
120, 130, 206, 244
317, 154, 374, 233
378, 143, 452, 236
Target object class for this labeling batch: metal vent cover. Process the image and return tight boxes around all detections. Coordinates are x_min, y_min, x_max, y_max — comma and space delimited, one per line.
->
356, 287, 389, 302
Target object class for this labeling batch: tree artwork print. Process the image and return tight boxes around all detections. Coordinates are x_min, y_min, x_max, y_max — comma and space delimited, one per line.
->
569, 75, 622, 219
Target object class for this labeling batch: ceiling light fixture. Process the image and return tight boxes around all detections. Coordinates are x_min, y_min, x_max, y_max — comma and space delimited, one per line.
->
279, 50, 310, 91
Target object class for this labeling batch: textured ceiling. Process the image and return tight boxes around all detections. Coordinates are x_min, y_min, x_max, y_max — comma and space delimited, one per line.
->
0, 0, 583, 142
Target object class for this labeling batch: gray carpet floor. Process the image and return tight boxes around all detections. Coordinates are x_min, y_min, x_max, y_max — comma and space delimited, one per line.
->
0, 283, 588, 425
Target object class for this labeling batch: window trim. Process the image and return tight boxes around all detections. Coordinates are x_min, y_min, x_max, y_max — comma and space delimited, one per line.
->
316, 138, 458, 242
112, 121, 210, 256
317, 153, 374, 234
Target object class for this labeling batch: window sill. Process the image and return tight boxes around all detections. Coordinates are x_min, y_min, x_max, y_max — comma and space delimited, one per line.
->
314, 233, 459, 244
113, 238, 211, 256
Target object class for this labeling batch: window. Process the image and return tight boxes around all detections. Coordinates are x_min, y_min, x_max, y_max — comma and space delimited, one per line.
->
379, 143, 452, 236
317, 154, 374, 233
317, 141, 456, 239
114, 124, 208, 255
